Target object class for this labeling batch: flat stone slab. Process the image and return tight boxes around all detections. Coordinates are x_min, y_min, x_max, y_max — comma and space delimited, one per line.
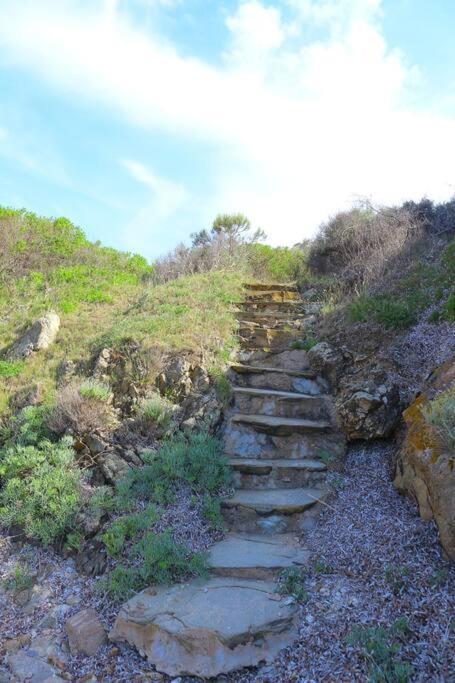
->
110, 577, 297, 678
223, 487, 325, 514
231, 413, 331, 435
230, 363, 315, 378
208, 533, 309, 578
229, 458, 327, 473
232, 386, 322, 400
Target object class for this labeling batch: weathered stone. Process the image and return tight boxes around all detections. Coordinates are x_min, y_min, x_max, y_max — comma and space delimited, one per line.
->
394, 357, 455, 560
6, 311, 60, 359
92, 348, 111, 379
99, 452, 130, 484
66, 609, 107, 656
3, 634, 31, 653
28, 635, 67, 664
307, 342, 344, 388
38, 604, 71, 630
56, 360, 76, 387
337, 377, 400, 440
7, 652, 64, 682
110, 577, 297, 678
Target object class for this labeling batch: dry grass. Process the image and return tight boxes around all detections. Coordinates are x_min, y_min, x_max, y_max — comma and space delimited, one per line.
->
48, 382, 118, 437
308, 201, 424, 292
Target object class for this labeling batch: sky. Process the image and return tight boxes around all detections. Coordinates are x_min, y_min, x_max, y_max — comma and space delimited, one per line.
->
1, 0, 455, 260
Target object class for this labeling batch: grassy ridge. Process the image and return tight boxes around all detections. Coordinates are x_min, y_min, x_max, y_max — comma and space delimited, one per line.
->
0, 208, 242, 416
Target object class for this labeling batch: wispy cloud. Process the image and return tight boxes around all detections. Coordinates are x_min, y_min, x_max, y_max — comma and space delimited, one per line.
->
0, 0, 453, 245
122, 159, 191, 253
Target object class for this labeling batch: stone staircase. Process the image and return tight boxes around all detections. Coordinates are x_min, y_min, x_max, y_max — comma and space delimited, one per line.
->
110, 282, 344, 678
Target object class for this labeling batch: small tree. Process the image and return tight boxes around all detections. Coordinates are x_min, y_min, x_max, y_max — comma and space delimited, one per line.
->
212, 213, 265, 256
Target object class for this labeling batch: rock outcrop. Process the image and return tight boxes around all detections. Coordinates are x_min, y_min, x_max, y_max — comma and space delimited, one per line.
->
394, 357, 455, 560
336, 372, 401, 440
6, 311, 60, 359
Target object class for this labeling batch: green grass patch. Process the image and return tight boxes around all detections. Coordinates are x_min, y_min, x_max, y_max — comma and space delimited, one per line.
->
94, 270, 242, 368
0, 360, 25, 378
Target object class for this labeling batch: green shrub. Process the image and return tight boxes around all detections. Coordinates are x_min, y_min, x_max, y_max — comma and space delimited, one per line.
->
3, 562, 33, 592
0, 360, 24, 378
136, 531, 207, 585
101, 506, 159, 558
120, 432, 231, 506
0, 436, 82, 545
97, 565, 142, 602
247, 243, 309, 283
0, 405, 52, 448
99, 532, 207, 601
79, 379, 112, 402
138, 394, 174, 430
277, 567, 308, 601
347, 619, 414, 682
421, 386, 455, 452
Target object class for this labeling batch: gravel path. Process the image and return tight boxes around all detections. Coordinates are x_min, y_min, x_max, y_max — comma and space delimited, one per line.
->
233, 443, 455, 683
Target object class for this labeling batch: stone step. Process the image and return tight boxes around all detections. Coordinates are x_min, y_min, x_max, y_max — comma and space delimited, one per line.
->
231, 368, 322, 395
231, 363, 316, 378
231, 414, 331, 436
238, 329, 297, 352
224, 420, 343, 460
208, 533, 309, 579
222, 487, 325, 534
237, 297, 306, 313
232, 386, 330, 420
243, 283, 297, 292
229, 457, 327, 489
109, 577, 298, 678
245, 290, 299, 303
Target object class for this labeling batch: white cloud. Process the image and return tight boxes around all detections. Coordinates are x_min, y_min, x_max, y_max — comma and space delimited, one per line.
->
0, 0, 454, 247
121, 159, 191, 253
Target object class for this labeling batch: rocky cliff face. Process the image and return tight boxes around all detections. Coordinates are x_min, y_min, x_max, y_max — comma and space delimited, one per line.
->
394, 357, 455, 561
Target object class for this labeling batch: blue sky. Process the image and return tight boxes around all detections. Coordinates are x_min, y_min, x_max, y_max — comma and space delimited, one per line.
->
1, 0, 455, 260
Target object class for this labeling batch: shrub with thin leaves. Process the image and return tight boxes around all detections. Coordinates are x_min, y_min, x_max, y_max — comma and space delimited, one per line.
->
0, 436, 82, 545
347, 619, 414, 682
98, 531, 207, 601
79, 379, 112, 402
138, 394, 174, 430
0, 405, 52, 448
118, 432, 231, 507
421, 385, 455, 453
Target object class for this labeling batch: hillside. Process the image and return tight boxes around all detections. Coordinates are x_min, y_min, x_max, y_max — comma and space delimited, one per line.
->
0, 203, 454, 683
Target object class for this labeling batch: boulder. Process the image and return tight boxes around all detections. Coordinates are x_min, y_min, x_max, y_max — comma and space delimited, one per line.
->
336, 376, 401, 440
6, 311, 60, 359
66, 608, 107, 656
109, 577, 298, 678
394, 357, 455, 560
